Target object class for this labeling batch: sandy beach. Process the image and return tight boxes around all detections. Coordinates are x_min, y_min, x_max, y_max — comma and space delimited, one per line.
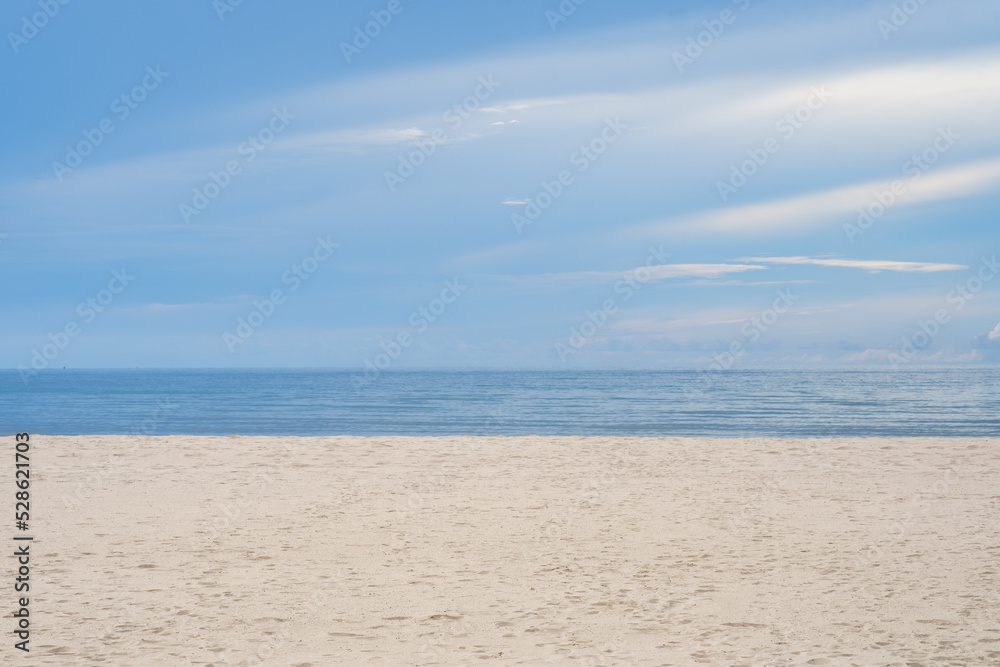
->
17, 435, 1000, 665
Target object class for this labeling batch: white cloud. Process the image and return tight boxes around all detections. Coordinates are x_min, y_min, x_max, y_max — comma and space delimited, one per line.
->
279, 127, 428, 151
632, 158, 1000, 236
990, 323, 1000, 340
13, 32, 1000, 234
701, 51, 1000, 130
742, 256, 967, 273
511, 263, 767, 289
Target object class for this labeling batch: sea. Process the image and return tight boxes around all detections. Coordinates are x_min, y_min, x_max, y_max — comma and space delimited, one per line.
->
0, 368, 997, 437
0, 368, 1000, 438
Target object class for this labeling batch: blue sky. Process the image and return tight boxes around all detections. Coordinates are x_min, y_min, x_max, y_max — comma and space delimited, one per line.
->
2, 0, 999, 370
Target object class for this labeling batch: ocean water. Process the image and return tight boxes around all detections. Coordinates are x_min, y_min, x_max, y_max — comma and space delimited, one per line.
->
0, 368, 997, 437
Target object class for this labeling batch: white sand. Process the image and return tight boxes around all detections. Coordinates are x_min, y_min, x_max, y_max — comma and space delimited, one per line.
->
17, 435, 1000, 664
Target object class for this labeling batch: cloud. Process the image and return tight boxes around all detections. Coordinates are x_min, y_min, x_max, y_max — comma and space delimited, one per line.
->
13, 33, 1000, 236
630, 158, 1000, 237
741, 256, 967, 273
846, 347, 984, 364
510, 263, 767, 289
990, 323, 1000, 340
279, 127, 429, 151
126, 302, 226, 314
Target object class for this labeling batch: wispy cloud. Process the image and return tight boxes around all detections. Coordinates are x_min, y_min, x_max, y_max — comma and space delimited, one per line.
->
631, 158, 1000, 237
132, 302, 225, 313
845, 347, 984, 364
507, 263, 767, 289
742, 256, 967, 273
279, 127, 429, 152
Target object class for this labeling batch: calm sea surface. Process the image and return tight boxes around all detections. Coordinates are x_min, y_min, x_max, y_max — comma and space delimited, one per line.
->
0, 369, 997, 437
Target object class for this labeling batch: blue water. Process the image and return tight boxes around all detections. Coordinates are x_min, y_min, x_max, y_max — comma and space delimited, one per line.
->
1, 368, 997, 437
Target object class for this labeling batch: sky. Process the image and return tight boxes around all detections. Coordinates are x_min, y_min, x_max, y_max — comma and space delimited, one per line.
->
2, 0, 999, 371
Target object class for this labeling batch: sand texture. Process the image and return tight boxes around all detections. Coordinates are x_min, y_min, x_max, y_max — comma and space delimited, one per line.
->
12, 435, 1000, 665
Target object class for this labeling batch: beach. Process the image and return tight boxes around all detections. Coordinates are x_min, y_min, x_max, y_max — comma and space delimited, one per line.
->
22, 435, 1000, 664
